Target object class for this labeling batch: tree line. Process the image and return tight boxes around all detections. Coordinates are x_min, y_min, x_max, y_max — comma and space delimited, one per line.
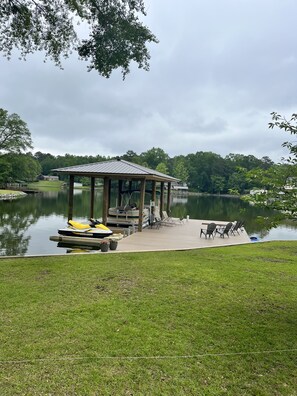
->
1, 107, 296, 223
33, 148, 275, 195
0, 107, 281, 194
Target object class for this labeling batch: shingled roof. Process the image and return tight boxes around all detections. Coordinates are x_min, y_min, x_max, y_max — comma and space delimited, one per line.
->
53, 159, 179, 183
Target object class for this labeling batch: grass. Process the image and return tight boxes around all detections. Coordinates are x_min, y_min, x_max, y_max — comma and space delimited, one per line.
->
27, 180, 64, 191
0, 181, 64, 195
0, 241, 296, 395
0, 190, 24, 196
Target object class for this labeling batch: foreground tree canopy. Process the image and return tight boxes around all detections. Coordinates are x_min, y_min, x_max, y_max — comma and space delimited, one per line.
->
0, 0, 158, 78
245, 112, 297, 221
269, 112, 297, 164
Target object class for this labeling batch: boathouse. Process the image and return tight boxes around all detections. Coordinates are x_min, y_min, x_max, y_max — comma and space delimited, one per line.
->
53, 159, 179, 231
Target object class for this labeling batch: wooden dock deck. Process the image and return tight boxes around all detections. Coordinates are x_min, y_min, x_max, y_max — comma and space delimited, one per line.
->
115, 219, 251, 253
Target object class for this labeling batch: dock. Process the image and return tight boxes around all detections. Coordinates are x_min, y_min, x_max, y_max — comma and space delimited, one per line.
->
49, 219, 251, 254
114, 219, 251, 253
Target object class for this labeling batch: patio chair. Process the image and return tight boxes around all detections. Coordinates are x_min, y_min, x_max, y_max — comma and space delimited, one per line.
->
162, 211, 184, 225
151, 207, 174, 227
231, 220, 244, 235
215, 222, 233, 238
200, 222, 217, 238
149, 212, 161, 229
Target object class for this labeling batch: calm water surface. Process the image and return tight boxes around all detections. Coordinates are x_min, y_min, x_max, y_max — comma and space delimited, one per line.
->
0, 190, 296, 256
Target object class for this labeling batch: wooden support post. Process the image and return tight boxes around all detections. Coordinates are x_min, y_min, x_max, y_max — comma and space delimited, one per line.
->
108, 179, 111, 209
160, 182, 164, 218
138, 178, 146, 232
151, 180, 157, 204
118, 180, 123, 206
167, 182, 172, 214
68, 175, 74, 220
102, 177, 110, 225
90, 177, 95, 219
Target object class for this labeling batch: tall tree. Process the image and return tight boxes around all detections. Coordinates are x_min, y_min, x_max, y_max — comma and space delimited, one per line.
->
6, 153, 41, 182
172, 157, 189, 183
121, 150, 140, 163
185, 151, 226, 193
0, 0, 157, 78
0, 108, 32, 154
140, 147, 169, 170
34, 152, 56, 175
211, 175, 225, 194
156, 162, 168, 175
0, 158, 12, 186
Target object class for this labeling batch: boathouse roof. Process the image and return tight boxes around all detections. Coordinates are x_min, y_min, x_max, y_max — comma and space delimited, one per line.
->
53, 159, 179, 183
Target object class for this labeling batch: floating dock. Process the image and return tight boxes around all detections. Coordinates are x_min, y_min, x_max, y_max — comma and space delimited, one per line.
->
50, 233, 123, 247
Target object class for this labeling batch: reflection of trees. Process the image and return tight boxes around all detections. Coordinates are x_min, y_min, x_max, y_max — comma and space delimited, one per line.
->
257, 228, 270, 239
0, 190, 105, 255
170, 195, 288, 235
31, 189, 104, 218
0, 201, 36, 256
1, 191, 296, 256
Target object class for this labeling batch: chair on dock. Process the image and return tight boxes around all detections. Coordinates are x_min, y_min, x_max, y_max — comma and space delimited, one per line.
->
149, 212, 161, 229
231, 220, 244, 235
215, 222, 233, 238
151, 207, 174, 227
162, 211, 184, 225
200, 222, 216, 238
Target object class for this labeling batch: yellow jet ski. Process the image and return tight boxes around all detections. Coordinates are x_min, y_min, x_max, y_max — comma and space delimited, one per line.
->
58, 219, 113, 238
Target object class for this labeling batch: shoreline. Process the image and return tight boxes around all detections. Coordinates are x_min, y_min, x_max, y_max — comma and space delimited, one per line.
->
0, 190, 27, 200
187, 191, 242, 198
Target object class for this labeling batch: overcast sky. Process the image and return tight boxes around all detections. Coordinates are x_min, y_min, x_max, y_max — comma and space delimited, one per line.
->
1, 0, 297, 162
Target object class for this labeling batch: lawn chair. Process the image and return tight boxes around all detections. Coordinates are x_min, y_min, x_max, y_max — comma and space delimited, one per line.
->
200, 222, 217, 238
215, 222, 233, 238
231, 220, 244, 235
149, 212, 161, 229
162, 211, 184, 225
152, 207, 174, 227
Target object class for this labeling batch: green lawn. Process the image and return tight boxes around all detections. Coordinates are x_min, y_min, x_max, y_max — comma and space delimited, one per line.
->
0, 242, 296, 395
0, 189, 24, 196
27, 180, 64, 190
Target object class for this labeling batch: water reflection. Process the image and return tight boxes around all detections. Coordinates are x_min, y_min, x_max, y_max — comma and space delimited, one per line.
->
169, 194, 297, 239
57, 242, 100, 253
0, 190, 296, 256
0, 197, 36, 256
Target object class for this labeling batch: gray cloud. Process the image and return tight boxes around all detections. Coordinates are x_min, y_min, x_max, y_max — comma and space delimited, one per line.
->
1, 0, 296, 162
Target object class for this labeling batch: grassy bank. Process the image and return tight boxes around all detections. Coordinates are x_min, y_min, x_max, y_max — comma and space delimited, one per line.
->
27, 180, 64, 191
0, 189, 25, 196
0, 242, 296, 395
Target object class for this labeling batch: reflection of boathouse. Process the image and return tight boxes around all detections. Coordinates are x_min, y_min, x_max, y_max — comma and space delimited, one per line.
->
53, 159, 179, 231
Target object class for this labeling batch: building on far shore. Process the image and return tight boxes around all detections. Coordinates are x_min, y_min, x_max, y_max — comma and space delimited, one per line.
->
169, 182, 189, 193
38, 175, 59, 181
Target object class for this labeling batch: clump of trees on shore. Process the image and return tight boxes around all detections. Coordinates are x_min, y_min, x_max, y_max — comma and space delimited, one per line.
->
0, 108, 41, 186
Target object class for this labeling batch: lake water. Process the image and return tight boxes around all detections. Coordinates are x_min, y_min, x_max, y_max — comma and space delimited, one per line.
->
0, 189, 296, 256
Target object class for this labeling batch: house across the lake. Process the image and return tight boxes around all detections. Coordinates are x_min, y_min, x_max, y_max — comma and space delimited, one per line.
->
39, 175, 59, 181
170, 182, 189, 193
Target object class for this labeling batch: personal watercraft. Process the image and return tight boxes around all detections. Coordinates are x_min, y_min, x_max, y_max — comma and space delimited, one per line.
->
58, 219, 113, 238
